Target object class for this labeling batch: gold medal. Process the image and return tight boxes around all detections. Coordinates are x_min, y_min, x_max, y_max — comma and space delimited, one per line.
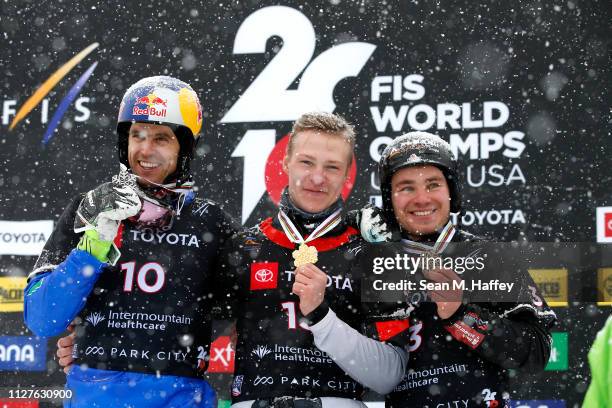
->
277, 208, 340, 268
292, 243, 318, 267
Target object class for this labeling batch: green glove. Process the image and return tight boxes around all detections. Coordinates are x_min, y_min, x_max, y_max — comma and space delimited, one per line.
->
77, 229, 113, 262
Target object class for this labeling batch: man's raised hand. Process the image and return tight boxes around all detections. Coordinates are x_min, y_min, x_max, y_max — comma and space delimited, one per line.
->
291, 264, 328, 316
74, 165, 141, 241
423, 267, 463, 319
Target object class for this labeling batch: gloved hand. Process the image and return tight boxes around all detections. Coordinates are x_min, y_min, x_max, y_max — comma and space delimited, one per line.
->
355, 204, 394, 243
74, 165, 141, 261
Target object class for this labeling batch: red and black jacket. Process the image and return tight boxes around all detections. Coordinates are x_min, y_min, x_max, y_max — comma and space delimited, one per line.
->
216, 215, 376, 403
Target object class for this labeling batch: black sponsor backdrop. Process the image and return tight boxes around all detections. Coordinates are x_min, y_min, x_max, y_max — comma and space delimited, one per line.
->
0, 1, 610, 406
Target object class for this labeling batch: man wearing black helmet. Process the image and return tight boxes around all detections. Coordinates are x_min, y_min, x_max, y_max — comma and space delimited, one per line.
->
380, 132, 557, 407
311, 131, 557, 407
24, 76, 234, 407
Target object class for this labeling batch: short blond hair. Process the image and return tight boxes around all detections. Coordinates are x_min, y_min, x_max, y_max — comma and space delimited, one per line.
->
287, 112, 356, 165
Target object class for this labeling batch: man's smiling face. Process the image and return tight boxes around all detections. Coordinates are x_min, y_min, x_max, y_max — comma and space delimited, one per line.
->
127, 122, 180, 186
390, 165, 451, 237
282, 129, 352, 213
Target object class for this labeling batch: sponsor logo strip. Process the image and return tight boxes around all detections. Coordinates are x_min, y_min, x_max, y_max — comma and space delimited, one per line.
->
528, 269, 568, 307
0, 277, 27, 312
510, 400, 566, 408
0, 220, 53, 256
597, 268, 612, 306
0, 336, 47, 371
0, 399, 39, 408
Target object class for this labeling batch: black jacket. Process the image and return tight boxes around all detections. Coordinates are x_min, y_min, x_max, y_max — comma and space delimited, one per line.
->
371, 229, 557, 408
216, 215, 377, 403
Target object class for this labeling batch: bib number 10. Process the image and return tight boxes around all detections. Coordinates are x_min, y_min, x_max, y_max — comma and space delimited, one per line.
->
121, 261, 165, 294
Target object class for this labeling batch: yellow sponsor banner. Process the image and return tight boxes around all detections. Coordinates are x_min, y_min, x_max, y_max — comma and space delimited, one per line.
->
597, 268, 612, 306
528, 269, 568, 307
0, 277, 27, 312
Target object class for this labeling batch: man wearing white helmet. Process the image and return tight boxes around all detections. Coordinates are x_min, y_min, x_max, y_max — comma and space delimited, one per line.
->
24, 76, 235, 407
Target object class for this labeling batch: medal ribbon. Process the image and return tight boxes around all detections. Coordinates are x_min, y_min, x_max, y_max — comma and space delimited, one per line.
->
277, 208, 343, 245
401, 221, 456, 255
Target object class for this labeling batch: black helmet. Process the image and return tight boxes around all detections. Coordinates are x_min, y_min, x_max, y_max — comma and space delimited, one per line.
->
379, 131, 461, 229
116, 76, 203, 188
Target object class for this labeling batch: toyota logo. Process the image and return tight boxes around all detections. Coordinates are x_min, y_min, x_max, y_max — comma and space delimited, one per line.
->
255, 269, 274, 283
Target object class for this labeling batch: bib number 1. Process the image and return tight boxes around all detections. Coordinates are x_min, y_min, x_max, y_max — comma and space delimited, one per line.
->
281, 301, 310, 330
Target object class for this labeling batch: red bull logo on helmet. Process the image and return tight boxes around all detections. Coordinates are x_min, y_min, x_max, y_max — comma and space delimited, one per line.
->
132, 92, 167, 117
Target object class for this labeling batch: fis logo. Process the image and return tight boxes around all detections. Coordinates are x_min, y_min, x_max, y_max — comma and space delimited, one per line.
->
6, 43, 98, 145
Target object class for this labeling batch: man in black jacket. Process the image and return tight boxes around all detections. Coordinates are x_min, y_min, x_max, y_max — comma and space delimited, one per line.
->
309, 131, 557, 408
217, 112, 406, 408
24, 76, 236, 408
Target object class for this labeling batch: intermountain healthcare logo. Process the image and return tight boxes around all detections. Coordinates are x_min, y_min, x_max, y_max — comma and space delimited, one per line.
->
85, 312, 106, 326
0, 336, 47, 371
252, 344, 272, 360
249, 344, 332, 365
528, 269, 568, 307
545, 332, 568, 371
85, 309, 191, 331
0, 277, 27, 312
5, 42, 98, 145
